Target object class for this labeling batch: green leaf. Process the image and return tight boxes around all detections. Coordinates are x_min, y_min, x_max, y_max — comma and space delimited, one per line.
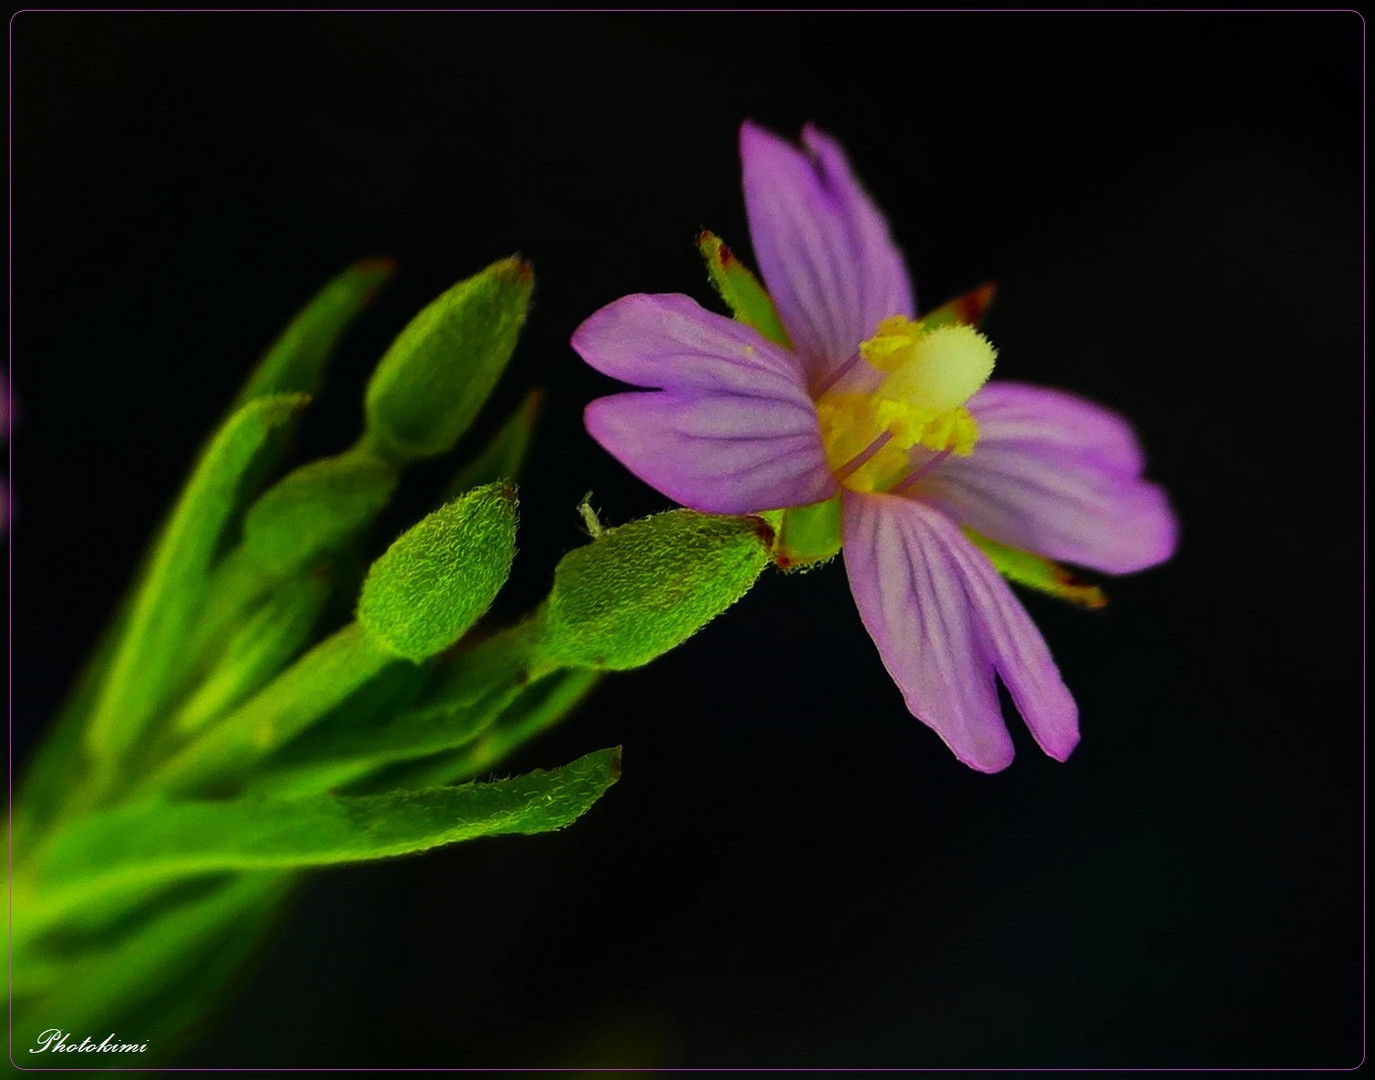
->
698, 230, 791, 348
15, 598, 134, 836
437, 667, 601, 785
172, 570, 333, 736
540, 509, 771, 670
234, 258, 395, 408
443, 387, 543, 500
32, 748, 621, 921
148, 622, 399, 797
364, 256, 533, 463
83, 393, 310, 775
13, 872, 292, 1063
358, 483, 518, 662
350, 667, 600, 793
965, 529, 1107, 609
252, 623, 546, 797
179, 448, 398, 698
251, 686, 517, 798
238, 448, 399, 579
13, 871, 284, 1002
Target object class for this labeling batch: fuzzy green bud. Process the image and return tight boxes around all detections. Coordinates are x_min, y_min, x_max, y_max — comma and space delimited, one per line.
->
358, 483, 518, 662
540, 510, 771, 670
364, 256, 532, 462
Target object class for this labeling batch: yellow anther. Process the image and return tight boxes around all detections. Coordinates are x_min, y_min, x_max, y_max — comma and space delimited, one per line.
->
818, 316, 998, 489
875, 401, 981, 456
862, 318, 996, 412
858, 315, 924, 372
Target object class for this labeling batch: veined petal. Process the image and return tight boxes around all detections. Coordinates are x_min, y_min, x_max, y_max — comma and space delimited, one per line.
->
938, 523, 1081, 762
966, 382, 1146, 476
841, 491, 1078, 772
741, 121, 914, 387
586, 390, 835, 515
572, 292, 809, 396
921, 383, 1178, 575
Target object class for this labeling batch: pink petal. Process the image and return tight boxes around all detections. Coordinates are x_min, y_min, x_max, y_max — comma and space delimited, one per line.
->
586, 390, 835, 515
572, 292, 809, 396
922, 383, 1179, 575
967, 382, 1147, 476
740, 121, 914, 388
841, 491, 1079, 772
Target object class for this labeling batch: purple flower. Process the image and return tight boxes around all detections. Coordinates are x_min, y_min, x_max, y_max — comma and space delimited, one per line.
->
571, 122, 1177, 772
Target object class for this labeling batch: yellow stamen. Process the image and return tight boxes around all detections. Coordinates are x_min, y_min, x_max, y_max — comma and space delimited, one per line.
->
818, 316, 997, 490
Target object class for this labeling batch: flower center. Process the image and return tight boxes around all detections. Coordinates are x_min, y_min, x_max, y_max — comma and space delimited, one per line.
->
816, 316, 997, 492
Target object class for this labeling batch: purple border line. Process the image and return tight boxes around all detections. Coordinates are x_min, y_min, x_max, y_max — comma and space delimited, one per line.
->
0, 7, 1371, 12
6, 6, 1367, 1074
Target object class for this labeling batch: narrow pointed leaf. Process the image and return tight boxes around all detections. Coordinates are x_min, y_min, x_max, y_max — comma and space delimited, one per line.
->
14, 871, 293, 1067
364, 256, 533, 462
149, 622, 398, 797
356, 667, 601, 793
238, 448, 399, 579
443, 387, 543, 500
697, 229, 791, 348
234, 258, 395, 408
33, 748, 621, 920
250, 686, 517, 798
183, 448, 398, 685
84, 393, 310, 772
16, 598, 134, 835
252, 623, 548, 797
358, 483, 518, 662
13, 871, 286, 1006
173, 570, 333, 736
437, 667, 601, 784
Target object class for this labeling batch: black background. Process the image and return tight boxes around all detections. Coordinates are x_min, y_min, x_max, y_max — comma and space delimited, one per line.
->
9, 11, 1362, 1070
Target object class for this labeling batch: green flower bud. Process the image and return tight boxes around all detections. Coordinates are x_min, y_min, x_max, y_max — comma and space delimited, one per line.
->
358, 483, 518, 662
540, 509, 771, 670
364, 256, 532, 463
239, 449, 398, 578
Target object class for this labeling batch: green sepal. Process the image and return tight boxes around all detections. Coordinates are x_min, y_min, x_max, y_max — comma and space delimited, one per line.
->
772, 495, 843, 570
234, 258, 395, 408
966, 529, 1107, 609
364, 256, 533, 463
918, 282, 997, 331
357, 483, 518, 662
83, 393, 311, 773
30, 748, 621, 923
443, 387, 544, 500
697, 230, 791, 348
540, 509, 772, 670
